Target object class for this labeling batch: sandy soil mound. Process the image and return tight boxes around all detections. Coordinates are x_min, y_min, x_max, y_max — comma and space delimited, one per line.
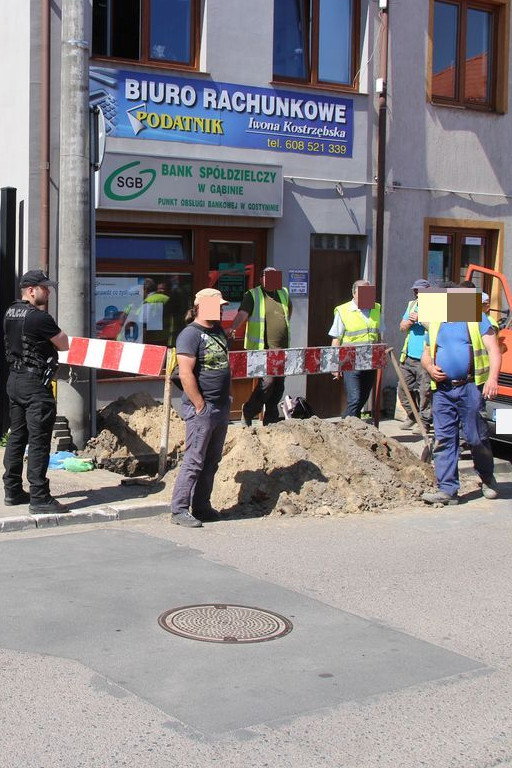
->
168, 416, 435, 517
83, 393, 436, 515
81, 392, 185, 476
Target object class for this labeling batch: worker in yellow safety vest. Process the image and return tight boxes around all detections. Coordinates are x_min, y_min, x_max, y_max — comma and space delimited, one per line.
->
329, 279, 382, 418
421, 282, 501, 506
229, 267, 292, 426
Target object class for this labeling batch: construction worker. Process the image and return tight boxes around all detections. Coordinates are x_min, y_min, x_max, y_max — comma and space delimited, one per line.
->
329, 279, 382, 418
398, 278, 431, 433
482, 292, 499, 334
228, 267, 291, 426
421, 289, 501, 505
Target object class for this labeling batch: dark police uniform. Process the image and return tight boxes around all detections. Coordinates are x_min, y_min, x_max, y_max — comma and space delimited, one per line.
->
3, 300, 61, 504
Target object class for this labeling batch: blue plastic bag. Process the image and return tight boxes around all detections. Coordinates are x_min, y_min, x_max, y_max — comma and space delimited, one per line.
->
48, 451, 76, 470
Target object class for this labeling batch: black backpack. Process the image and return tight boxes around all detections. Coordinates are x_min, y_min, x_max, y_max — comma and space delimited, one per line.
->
286, 396, 314, 419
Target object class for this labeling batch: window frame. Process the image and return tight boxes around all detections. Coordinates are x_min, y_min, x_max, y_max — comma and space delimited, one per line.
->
428, 0, 509, 113
423, 219, 503, 296
272, 0, 361, 92
91, 0, 201, 71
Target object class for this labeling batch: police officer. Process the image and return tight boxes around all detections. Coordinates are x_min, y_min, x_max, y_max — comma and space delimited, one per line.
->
3, 270, 70, 513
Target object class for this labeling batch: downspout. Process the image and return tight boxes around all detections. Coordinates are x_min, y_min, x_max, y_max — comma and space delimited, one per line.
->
375, 1, 389, 304
40, 0, 50, 273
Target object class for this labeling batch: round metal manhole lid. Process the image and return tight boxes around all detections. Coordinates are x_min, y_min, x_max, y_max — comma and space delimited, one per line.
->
158, 603, 293, 644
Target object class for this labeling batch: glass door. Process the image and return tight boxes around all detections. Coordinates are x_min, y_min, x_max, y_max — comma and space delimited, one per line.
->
195, 227, 267, 417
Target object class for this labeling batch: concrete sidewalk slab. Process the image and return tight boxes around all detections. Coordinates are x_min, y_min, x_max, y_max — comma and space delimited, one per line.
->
0, 447, 171, 532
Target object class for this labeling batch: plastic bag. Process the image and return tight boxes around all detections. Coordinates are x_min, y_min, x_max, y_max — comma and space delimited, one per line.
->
62, 457, 95, 472
48, 451, 76, 470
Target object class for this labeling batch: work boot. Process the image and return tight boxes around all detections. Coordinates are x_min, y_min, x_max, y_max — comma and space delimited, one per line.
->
481, 477, 499, 500
422, 490, 459, 506
400, 418, 414, 431
171, 511, 202, 528
4, 490, 31, 506
29, 498, 71, 514
193, 507, 221, 522
241, 404, 252, 427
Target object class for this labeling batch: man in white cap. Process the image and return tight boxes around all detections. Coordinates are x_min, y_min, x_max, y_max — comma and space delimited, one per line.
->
229, 267, 291, 426
482, 292, 499, 334
398, 278, 431, 432
170, 288, 231, 527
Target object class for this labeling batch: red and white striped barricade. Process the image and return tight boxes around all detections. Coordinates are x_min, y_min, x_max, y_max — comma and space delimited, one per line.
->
228, 344, 387, 378
58, 338, 387, 377
58, 337, 167, 376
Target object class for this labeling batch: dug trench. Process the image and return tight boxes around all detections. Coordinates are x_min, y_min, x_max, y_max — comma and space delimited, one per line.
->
80, 392, 458, 517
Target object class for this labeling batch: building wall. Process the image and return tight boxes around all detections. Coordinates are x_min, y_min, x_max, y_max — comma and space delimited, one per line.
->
384, 2, 512, 368
0, 0, 31, 265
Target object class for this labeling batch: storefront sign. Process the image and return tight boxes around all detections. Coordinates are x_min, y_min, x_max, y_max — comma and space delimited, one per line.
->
288, 269, 309, 297
90, 67, 353, 158
99, 153, 283, 217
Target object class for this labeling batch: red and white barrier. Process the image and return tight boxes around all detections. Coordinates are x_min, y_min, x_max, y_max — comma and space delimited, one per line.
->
59, 337, 387, 377
58, 337, 167, 376
229, 344, 387, 378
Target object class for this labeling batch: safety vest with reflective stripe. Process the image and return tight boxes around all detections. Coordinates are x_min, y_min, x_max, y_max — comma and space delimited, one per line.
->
244, 286, 290, 351
399, 299, 426, 362
334, 301, 381, 343
427, 322, 489, 390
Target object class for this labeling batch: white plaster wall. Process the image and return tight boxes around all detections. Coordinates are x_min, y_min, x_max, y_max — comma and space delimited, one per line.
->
0, 0, 31, 253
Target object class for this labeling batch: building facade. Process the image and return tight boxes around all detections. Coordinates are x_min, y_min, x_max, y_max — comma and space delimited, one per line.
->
1, 0, 511, 440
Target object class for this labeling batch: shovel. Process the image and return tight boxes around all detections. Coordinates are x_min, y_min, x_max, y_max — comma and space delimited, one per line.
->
386, 348, 434, 463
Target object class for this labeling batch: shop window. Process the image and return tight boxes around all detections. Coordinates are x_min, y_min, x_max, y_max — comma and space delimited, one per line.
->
427, 229, 495, 290
95, 233, 193, 357
208, 240, 256, 337
96, 235, 189, 262
273, 0, 360, 89
95, 273, 193, 348
92, 0, 200, 68
430, 0, 509, 112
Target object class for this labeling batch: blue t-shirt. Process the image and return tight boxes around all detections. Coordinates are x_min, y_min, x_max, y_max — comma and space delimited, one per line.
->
402, 303, 426, 359
426, 318, 491, 381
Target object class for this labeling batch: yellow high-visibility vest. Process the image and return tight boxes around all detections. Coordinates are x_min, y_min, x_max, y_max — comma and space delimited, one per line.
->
334, 301, 381, 343
244, 286, 290, 351
427, 322, 489, 390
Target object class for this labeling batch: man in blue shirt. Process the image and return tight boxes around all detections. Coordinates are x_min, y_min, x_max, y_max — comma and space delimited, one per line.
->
398, 279, 431, 432
421, 301, 501, 505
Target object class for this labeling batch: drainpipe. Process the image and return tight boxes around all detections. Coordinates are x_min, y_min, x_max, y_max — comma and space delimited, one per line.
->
375, 1, 389, 304
40, 0, 50, 273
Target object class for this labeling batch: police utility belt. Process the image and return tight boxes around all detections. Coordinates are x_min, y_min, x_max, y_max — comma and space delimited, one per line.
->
10, 360, 56, 386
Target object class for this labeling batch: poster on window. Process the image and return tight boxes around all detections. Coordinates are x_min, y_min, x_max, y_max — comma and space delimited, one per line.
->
95, 277, 145, 343
90, 67, 353, 158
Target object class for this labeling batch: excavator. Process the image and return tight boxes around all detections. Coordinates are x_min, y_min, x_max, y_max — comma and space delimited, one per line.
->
465, 265, 512, 443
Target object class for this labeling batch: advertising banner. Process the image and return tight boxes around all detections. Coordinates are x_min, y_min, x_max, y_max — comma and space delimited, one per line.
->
99, 153, 283, 216
90, 66, 353, 158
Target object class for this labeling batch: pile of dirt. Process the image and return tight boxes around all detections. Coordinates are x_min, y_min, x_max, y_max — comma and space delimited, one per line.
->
201, 417, 435, 517
83, 392, 436, 515
81, 392, 185, 476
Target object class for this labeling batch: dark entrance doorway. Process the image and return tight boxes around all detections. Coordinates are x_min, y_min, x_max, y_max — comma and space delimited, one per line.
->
306, 247, 361, 418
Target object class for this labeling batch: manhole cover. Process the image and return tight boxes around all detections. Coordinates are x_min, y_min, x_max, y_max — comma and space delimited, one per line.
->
158, 603, 293, 644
